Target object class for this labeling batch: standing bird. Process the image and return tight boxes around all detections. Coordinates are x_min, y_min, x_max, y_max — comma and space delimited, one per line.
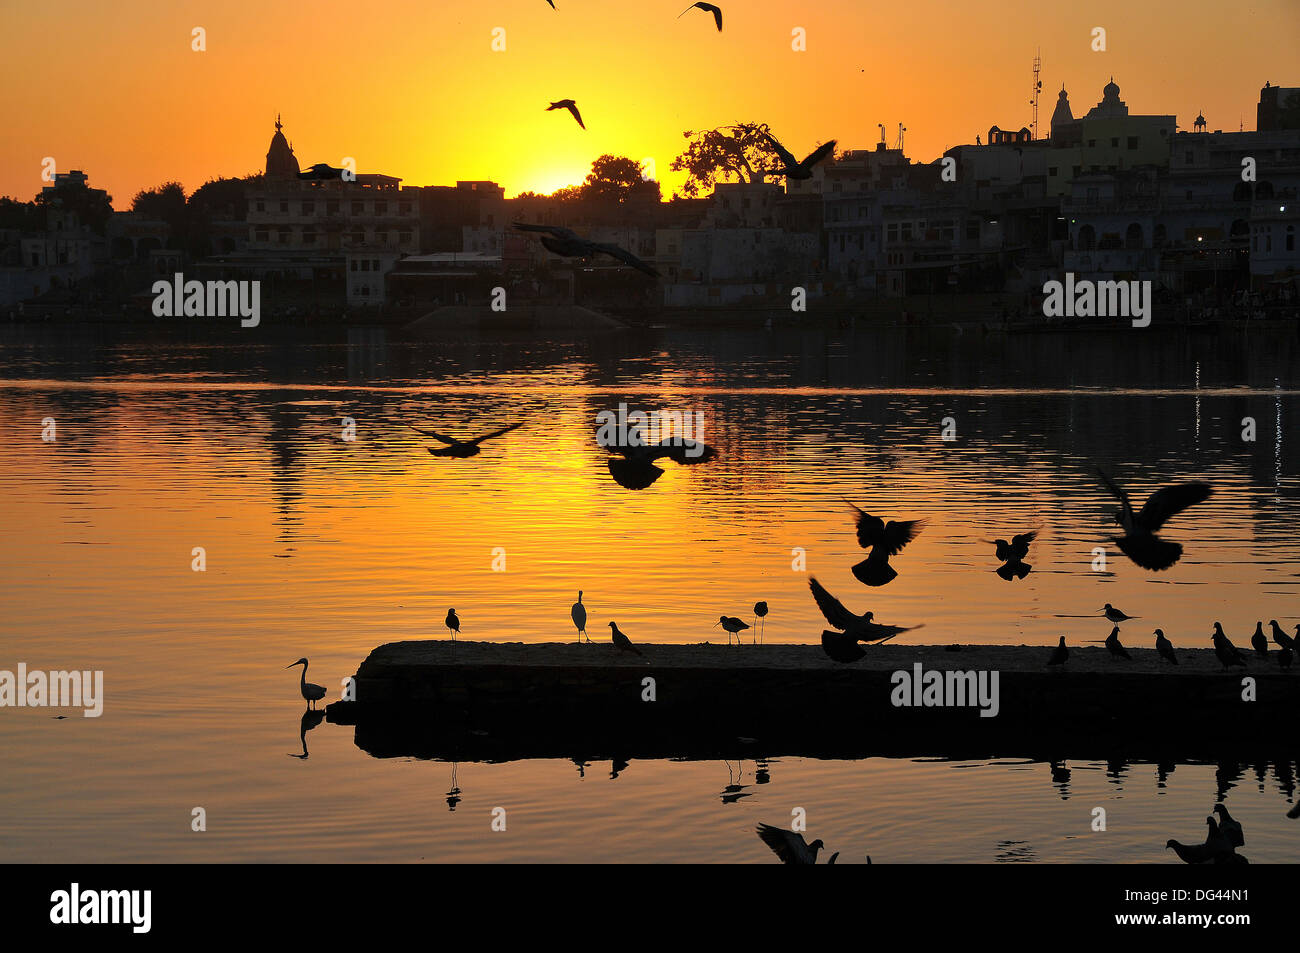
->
514, 223, 660, 278
1250, 621, 1268, 658
608, 621, 643, 657
1047, 636, 1068, 667
1154, 628, 1179, 665
1211, 622, 1246, 669
845, 503, 925, 587
755, 824, 826, 864
571, 591, 588, 643
808, 576, 923, 643
408, 422, 522, 458
715, 615, 750, 646
761, 130, 837, 180
677, 1, 722, 30
286, 658, 327, 709
1096, 469, 1213, 571
1212, 805, 1245, 847
546, 99, 585, 130
1166, 817, 1235, 864
1269, 620, 1296, 651
1103, 626, 1131, 661
445, 608, 460, 640
1100, 603, 1137, 623
753, 601, 769, 644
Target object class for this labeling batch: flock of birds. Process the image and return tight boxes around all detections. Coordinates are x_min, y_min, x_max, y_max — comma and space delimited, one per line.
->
520, 2, 834, 279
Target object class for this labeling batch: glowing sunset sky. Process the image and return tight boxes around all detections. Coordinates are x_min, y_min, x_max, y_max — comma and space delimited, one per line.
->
1, 0, 1295, 205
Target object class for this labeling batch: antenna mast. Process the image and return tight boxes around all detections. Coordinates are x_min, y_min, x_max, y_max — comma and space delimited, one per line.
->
1030, 49, 1043, 139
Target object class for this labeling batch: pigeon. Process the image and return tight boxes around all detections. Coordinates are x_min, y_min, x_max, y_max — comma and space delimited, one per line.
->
513, 223, 660, 277
1047, 636, 1068, 666
1211, 622, 1246, 669
1154, 628, 1178, 665
608, 621, 643, 657
761, 130, 837, 180
1269, 620, 1296, 651
546, 99, 585, 129
808, 576, 923, 643
1251, 622, 1269, 658
845, 503, 925, 587
1166, 817, 1236, 864
1212, 805, 1244, 847
409, 422, 523, 458
756, 824, 826, 864
1103, 626, 1131, 660
1097, 469, 1212, 571
445, 608, 460, 639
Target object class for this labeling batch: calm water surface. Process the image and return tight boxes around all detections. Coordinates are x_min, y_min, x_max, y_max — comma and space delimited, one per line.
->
2, 324, 1298, 862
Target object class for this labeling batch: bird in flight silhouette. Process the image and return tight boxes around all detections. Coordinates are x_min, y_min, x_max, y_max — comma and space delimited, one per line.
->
601, 437, 716, 490
845, 503, 925, 587
756, 824, 830, 864
513, 223, 660, 277
678, 2, 722, 30
808, 576, 922, 643
989, 529, 1036, 580
1096, 469, 1212, 571
546, 99, 585, 129
409, 422, 522, 457
761, 130, 836, 180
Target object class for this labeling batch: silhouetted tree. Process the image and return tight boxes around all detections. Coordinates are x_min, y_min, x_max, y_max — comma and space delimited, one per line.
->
131, 182, 188, 244
34, 179, 114, 234
582, 155, 661, 204
670, 123, 782, 197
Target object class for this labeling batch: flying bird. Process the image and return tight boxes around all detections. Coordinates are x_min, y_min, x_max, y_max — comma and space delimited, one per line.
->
989, 530, 1036, 580
1154, 628, 1178, 665
546, 99, 585, 129
677, 2, 722, 30
807, 576, 923, 643
608, 621, 643, 657
545, 0, 555, 7
286, 658, 327, 708
1211, 622, 1246, 669
1250, 622, 1268, 658
513, 223, 660, 277
1047, 636, 1068, 667
715, 615, 750, 646
1100, 603, 1136, 623
409, 422, 523, 458
1212, 805, 1244, 847
762, 130, 836, 180
602, 437, 717, 490
445, 608, 461, 640
571, 591, 588, 643
756, 824, 827, 864
820, 629, 866, 663
1096, 469, 1213, 571
845, 503, 925, 587
297, 163, 349, 180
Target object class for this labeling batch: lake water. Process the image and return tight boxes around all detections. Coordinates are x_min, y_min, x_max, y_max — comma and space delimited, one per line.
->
1, 322, 1298, 862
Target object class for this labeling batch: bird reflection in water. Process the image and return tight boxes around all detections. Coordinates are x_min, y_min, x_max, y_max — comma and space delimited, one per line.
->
610, 758, 629, 780
1048, 760, 1071, 799
445, 762, 461, 811
720, 760, 752, 803
287, 709, 326, 760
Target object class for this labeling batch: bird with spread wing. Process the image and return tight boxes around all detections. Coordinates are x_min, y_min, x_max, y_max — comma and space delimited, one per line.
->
1096, 469, 1212, 571
845, 503, 926, 587
408, 422, 523, 458
513, 223, 660, 277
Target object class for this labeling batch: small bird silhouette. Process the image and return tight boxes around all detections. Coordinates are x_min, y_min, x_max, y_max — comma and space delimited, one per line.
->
1269, 620, 1296, 651
1100, 603, 1136, 623
547, 99, 585, 129
756, 824, 827, 864
409, 422, 522, 457
286, 658, 327, 708
1097, 469, 1212, 571
762, 130, 837, 180
845, 503, 925, 587
1154, 628, 1178, 665
445, 608, 460, 640
1250, 622, 1268, 657
820, 629, 867, 663
608, 621, 643, 657
571, 591, 588, 643
1212, 805, 1244, 847
1103, 626, 1131, 660
753, 600, 769, 643
989, 530, 1037, 580
1047, 636, 1068, 666
1211, 622, 1246, 669
808, 576, 923, 643
715, 615, 750, 646
514, 223, 660, 277
677, 1, 722, 30
1166, 817, 1236, 864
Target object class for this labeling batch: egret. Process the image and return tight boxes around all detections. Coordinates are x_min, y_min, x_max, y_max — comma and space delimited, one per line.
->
845, 503, 925, 587
1096, 469, 1212, 571
286, 658, 327, 709
445, 608, 461, 640
571, 591, 588, 643
608, 621, 643, 657
546, 99, 585, 130
408, 422, 522, 458
753, 600, 769, 643
513, 223, 659, 277
715, 615, 750, 646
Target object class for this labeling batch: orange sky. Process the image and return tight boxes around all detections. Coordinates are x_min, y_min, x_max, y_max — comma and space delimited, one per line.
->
1, 0, 1295, 205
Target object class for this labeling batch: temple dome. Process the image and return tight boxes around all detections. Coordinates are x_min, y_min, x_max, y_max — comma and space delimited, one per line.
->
265, 115, 300, 178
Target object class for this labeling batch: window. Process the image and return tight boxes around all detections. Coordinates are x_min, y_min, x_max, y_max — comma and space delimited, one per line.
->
1049, 167, 1058, 177
1127, 137, 1138, 150
255, 228, 269, 243
1110, 138, 1119, 148
399, 202, 411, 215
279, 200, 288, 213
327, 201, 339, 215
255, 200, 265, 212
351, 201, 363, 214
350, 260, 357, 272
1287, 226, 1295, 252
361, 260, 370, 272
375, 201, 387, 215
302, 201, 315, 215
303, 229, 316, 245
398, 230, 411, 245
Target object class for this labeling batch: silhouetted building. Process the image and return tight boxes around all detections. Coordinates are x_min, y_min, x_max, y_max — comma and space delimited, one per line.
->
1257, 82, 1300, 132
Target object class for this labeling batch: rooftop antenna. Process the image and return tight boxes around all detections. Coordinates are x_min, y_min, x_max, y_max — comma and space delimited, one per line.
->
878, 123, 886, 146
894, 123, 906, 151
1029, 49, 1043, 140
